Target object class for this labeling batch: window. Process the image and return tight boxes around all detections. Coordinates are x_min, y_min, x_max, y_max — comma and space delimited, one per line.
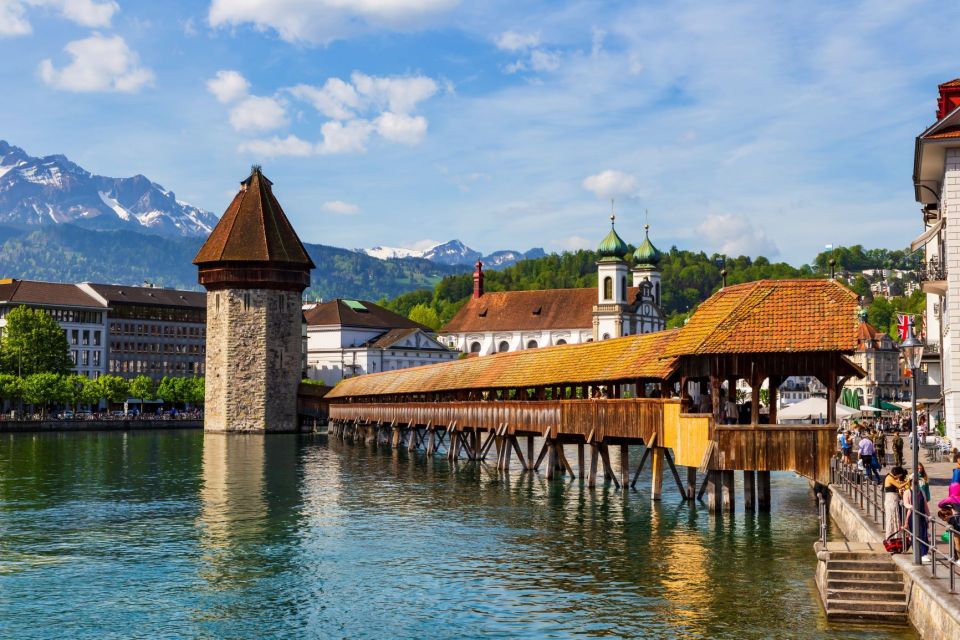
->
82, 330, 89, 346
603, 276, 613, 301
243, 293, 252, 311
470, 341, 481, 353
81, 350, 89, 366
621, 276, 627, 301
602, 333, 610, 340
93, 331, 101, 346
556, 339, 567, 345
526, 340, 538, 349
498, 341, 510, 353
71, 330, 78, 345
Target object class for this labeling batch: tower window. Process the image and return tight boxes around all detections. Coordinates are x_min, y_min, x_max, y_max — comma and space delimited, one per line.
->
498, 341, 510, 353
603, 276, 613, 301
243, 293, 251, 311
621, 276, 627, 301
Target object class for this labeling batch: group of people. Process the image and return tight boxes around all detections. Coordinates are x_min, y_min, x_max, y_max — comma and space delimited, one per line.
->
837, 424, 904, 484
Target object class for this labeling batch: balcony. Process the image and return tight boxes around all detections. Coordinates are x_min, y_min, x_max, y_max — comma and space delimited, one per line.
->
918, 258, 947, 295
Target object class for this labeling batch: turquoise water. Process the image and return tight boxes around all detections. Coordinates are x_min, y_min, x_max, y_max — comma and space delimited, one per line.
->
0, 431, 916, 639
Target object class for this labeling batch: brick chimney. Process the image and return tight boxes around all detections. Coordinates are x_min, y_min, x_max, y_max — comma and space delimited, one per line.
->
473, 260, 484, 299
937, 79, 960, 120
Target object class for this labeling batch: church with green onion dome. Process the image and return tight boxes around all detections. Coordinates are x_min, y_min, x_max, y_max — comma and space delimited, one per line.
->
592, 213, 665, 341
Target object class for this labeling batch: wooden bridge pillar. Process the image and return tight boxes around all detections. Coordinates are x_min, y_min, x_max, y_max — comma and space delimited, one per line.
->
588, 443, 599, 488
721, 470, 735, 513
620, 444, 630, 489
757, 471, 771, 512
578, 443, 585, 481
527, 436, 535, 470
650, 447, 664, 501
706, 471, 722, 514
743, 470, 756, 512
686, 466, 697, 500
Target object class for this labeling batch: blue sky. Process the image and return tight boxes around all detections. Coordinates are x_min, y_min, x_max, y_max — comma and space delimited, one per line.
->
1, 0, 958, 264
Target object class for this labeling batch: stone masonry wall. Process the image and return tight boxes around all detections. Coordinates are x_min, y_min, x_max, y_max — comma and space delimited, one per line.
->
204, 288, 302, 432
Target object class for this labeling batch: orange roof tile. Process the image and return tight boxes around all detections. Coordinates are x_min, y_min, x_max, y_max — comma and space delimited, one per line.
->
326, 329, 680, 398
442, 287, 639, 333
664, 279, 859, 356
194, 167, 314, 268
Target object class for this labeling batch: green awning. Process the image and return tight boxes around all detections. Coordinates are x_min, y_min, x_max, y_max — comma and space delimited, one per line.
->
840, 388, 861, 410
871, 395, 901, 412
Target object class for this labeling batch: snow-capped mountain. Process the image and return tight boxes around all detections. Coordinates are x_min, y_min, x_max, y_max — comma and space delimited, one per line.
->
0, 141, 218, 237
360, 239, 545, 269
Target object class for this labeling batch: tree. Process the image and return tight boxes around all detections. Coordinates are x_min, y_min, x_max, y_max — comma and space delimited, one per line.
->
97, 375, 129, 406
0, 373, 23, 413
157, 376, 190, 406
80, 376, 101, 408
22, 373, 68, 417
408, 303, 442, 330
64, 374, 88, 411
0, 306, 73, 376
184, 377, 205, 406
129, 375, 155, 414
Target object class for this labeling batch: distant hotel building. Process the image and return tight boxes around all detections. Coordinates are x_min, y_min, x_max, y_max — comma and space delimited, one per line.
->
0, 278, 205, 380
0, 279, 107, 378
304, 298, 457, 385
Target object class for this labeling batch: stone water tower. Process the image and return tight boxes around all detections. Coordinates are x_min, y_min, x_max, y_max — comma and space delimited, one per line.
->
194, 167, 315, 432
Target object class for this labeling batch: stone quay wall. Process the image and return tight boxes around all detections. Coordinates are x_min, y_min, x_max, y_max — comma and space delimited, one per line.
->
829, 485, 960, 638
0, 420, 201, 433
204, 288, 301, 433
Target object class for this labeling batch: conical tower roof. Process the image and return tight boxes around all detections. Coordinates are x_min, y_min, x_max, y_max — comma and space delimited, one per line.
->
194, 166, 315, 268
633, 224, 661, 267
194, 167, 314, 291
597, 214, 629, 259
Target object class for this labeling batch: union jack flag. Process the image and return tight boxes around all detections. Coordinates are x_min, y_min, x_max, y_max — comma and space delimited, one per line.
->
897, 314, 912, 342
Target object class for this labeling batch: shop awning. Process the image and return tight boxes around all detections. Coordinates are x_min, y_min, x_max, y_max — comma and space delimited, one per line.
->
911, 218, 944, 251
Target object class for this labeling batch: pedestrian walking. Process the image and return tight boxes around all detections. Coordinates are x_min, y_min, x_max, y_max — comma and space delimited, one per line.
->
884, 467, 908, 539
893, 431, 904, 468
858, 433, 881, 483
875, 433, 887, 469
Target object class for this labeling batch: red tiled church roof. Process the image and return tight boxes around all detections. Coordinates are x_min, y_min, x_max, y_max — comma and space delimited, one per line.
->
442, 286, 639, 333
194, 167, 314, 268
304, 299, 430, 331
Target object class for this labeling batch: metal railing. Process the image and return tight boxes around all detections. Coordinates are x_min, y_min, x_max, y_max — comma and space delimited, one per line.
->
917, 257, 947, 282
818, 494, 828, 547
830, 458, 958, 593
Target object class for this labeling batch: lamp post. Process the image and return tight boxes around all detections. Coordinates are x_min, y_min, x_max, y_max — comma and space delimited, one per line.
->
900, 319, 925, 565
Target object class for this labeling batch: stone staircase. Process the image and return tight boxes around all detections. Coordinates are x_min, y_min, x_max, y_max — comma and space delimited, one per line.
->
816, 542, 908, 625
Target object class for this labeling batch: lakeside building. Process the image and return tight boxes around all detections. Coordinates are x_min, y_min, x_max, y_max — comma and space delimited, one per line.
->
0, 279, 108, 378
843, 315, 905, 406
911, 79, 960, 441
439, 217, 666, 354
304, 298, 457, 385
78, 283, 206, 381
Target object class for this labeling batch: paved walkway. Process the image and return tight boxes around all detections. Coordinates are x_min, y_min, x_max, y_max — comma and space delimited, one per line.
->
875, 433, 954, 505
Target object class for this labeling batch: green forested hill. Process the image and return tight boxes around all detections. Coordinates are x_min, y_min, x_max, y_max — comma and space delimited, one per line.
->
0, 224, 463, 301
382, 244, 926, 337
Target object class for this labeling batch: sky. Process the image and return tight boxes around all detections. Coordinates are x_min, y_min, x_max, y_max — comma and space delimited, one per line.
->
1, 0, 958, 264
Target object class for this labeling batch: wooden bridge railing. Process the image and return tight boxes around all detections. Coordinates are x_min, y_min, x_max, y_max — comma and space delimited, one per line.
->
329, 399, 836, 483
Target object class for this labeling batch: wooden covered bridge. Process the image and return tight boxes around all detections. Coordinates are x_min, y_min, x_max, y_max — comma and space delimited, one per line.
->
327, 279, 865, 513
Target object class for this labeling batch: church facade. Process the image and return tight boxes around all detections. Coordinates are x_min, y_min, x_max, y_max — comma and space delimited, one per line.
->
439, 216, 666, 355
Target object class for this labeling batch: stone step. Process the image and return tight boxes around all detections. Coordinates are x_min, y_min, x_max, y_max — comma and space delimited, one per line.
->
825, 608, 908, 624
829, 559, 896, 571
825, 598, 907, 613
827, 579, 904, 592
825, 588, 906, 602
827, 551, 892, 561
827, 569, 903, 582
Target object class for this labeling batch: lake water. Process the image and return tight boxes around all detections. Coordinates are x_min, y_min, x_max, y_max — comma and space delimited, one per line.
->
0, 430, 917, 639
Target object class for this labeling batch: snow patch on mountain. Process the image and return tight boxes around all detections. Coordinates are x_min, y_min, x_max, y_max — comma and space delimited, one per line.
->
361, 240, 546, 269
0, 140, 218, 238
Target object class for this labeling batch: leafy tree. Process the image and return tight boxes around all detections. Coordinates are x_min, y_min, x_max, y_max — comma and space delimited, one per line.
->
97, 375, 129, 405
80, 376, 101, 408
186, 377, 205, 406
64, 374, 89, 411
408, 303, 442, 330
22, 373, 68, 417
0, 306, 73, 376
129, 375, 155, 414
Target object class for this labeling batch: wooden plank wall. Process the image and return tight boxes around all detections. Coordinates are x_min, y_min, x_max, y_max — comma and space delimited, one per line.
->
713, 424, 835, 484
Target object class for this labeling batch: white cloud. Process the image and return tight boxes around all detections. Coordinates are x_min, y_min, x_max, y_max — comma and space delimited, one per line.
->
556, 235, 593, 251
696, 213, 779, 257
410, 238, 440, 251
228, 95, 287, 132
318, 119, 374, 154
374, 111, 427, 145
207, 70, 249, 104
238, 134, 314, 158
38, 34, 153, 93
208, 0, 457, 44
582, 170, 638, 199
1, 0, 117, 36
47, 0, 117, 27
289, 78, 361, 121
350, 72, 437, 114
322, 200, 360, 215
529, 49, 561, 72
495, 30, 539, 52
0, 0, 31, 35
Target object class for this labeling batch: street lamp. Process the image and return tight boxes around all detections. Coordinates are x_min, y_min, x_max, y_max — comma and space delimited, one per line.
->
900, 320, 925, 565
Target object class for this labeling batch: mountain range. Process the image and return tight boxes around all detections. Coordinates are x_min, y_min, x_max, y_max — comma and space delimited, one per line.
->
0, 141, 546, 300
362, 240, 545, 268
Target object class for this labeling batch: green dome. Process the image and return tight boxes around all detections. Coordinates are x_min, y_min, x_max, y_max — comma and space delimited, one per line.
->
633, 224, 661, 267
597, 215, 629, 258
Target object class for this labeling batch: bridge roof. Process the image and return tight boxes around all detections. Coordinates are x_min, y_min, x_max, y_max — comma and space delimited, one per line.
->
326, 329, 680, 398
664, 279, 859, 356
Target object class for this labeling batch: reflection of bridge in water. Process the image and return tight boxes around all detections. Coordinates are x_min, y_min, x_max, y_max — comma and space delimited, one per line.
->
328, 280, 864, 514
